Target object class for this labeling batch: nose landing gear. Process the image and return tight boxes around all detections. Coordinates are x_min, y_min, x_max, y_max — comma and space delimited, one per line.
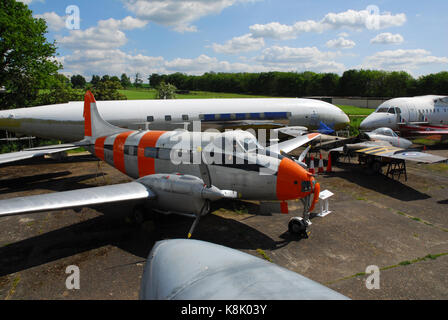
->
288, 217, 311, 239
288, 195, 312, 239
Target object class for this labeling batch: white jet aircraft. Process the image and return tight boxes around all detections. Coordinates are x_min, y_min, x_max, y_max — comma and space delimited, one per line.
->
360, 95, 448, 139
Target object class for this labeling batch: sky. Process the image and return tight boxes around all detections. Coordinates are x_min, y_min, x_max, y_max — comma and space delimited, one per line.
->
19, 0, 448, 81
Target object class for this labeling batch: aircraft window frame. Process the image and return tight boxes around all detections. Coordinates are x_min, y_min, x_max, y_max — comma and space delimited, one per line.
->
376, 107, 389, 113
388, 108, 396, 114
144, 147, 158, 158
182, 114, 189, 121
147, 116, 154, 122
165, 115, 172, 122
158, 148, 171, 160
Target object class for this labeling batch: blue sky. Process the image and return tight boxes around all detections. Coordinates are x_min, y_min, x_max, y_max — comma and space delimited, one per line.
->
21, 0, 448, 81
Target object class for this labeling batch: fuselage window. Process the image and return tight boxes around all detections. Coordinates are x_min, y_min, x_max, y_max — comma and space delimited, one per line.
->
158, 148, 171, 160
147, 116, 154, 122
182, 115, 189, 121
144, 147, 158, 158
165, 115, 172, 121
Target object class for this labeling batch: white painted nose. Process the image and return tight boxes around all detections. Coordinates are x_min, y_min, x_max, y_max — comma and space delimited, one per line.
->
360, 113, 396, 130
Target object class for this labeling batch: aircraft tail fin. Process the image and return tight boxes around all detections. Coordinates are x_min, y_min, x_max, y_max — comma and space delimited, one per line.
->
83, 91, 127, 140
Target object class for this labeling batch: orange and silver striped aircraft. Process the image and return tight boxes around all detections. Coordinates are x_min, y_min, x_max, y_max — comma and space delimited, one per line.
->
0, 91, 322, 238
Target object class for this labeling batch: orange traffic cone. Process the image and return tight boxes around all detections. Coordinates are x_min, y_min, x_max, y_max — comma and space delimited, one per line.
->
326, 152, 333, 173
309, 155, 315, 174
318, 153, 324, 174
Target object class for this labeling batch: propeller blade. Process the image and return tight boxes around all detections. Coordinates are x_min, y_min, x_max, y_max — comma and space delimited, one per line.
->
299, 145, 311, 163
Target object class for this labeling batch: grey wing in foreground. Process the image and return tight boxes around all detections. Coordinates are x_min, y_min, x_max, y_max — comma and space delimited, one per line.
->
140, 239, 350, 300
0, 182, 154, 218
0, 144, 79, 165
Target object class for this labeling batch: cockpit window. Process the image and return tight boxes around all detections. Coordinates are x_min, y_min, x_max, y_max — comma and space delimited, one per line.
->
372, 128, 396, 137
376, 107, 398, 114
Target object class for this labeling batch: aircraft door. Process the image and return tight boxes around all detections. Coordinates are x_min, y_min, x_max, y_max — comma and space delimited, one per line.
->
310, 110, 320, 128
408, 106, 418, 122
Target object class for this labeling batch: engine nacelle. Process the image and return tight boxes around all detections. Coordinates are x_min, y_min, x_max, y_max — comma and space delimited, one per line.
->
136, 174, 236, 216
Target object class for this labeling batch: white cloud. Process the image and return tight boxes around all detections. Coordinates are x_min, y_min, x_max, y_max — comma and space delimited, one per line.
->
34, 12, 67, 32
17, 0, 43, 4
57, 28, 128, 50
370, 32, 404, 45
122, 0, 255, 33
362, 49, 448, 72
56, 16, 147, 50
256, 46, 345, 73
326, 37, 356, 49
60, 50, 268, 78
250, 9, 406, 40
211, 33, 265, 54
97, 16, 148, 31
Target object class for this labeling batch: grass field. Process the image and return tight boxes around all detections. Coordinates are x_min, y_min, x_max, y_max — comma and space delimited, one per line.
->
336, 105, 375, 116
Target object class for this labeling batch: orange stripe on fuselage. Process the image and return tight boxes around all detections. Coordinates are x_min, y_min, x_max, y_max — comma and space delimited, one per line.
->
113, 131, 134, 173
94, 136, 107, 161
138, 131, 166, 177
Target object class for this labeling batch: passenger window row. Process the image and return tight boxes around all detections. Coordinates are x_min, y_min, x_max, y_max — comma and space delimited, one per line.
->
146, 115, 190, 122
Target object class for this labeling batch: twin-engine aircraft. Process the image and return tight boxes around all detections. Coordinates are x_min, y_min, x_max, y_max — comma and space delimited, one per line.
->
0, 91, 322, 238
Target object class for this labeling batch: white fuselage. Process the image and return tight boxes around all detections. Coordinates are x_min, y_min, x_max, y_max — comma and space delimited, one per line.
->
360, 95, 448, 130
0, 98, 349, 141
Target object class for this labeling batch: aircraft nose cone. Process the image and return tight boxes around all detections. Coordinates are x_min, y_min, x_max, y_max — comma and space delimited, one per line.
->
359, 117, 371, 130
276, 158, 313, 200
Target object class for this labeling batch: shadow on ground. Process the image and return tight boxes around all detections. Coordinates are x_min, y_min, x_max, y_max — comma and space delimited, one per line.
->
330, 162, 430, 201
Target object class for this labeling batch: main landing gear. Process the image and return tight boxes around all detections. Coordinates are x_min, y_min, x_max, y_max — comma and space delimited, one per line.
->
288, 195, 312, 239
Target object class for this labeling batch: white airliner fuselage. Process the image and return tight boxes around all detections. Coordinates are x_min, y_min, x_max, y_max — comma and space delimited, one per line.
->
360, 95, 448, 130
0, 98, 349, 141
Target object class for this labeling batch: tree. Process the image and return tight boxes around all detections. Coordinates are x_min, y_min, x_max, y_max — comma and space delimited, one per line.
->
120, 73, 132, 89
156, 82, 177, 99
37, 74, 84, 105
134, 73, 143, 88
148, 73, 162, 88
71, 75, 87, 89
90, 80, 127, 101
0, 0, 61, 109
91, 75, 101, 86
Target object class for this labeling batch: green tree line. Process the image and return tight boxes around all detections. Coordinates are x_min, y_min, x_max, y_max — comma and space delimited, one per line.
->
148, 70, 448, 98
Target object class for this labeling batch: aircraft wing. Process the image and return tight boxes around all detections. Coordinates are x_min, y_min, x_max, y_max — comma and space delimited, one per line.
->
0, 182, 154, 218
0, 144, 80, 165
273, 126, 309, 138
267, 133, 321, 154
354, 145, 447, 164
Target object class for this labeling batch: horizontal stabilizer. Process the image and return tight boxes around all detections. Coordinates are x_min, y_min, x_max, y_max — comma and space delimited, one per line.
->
0, 182, 154, 218
0, 145, 79, 165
